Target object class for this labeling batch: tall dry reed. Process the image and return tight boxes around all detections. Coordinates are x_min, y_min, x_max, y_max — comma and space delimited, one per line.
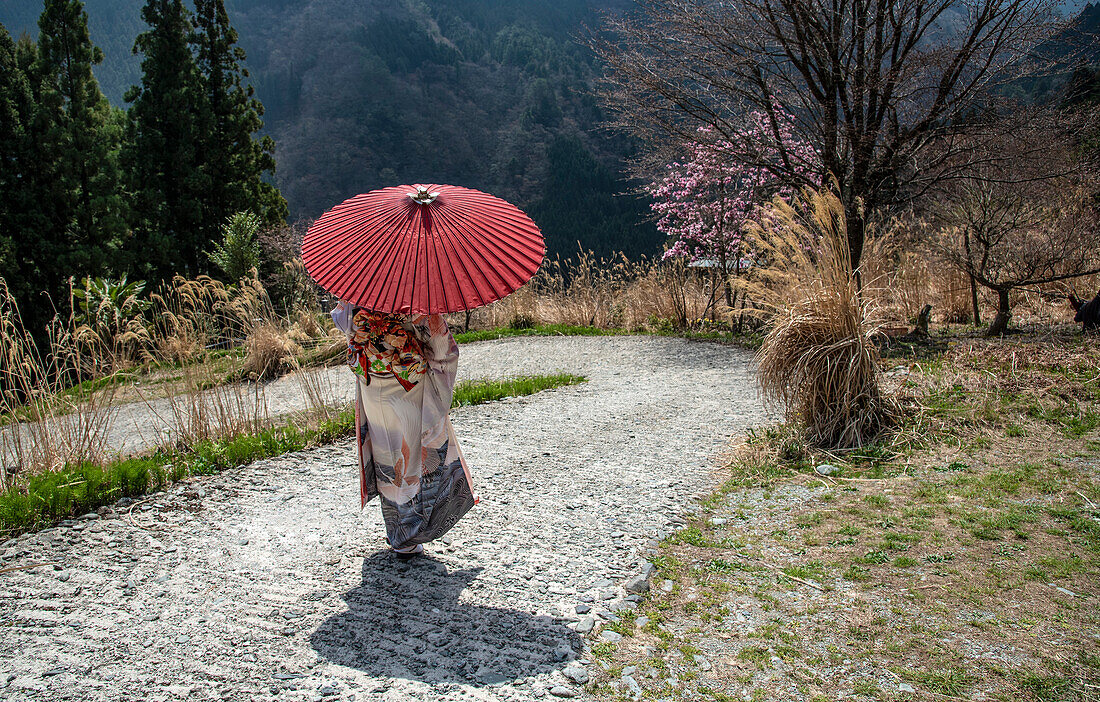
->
0, 280, 118, 487
470, 250, 717, 331
739, 189, 891, 448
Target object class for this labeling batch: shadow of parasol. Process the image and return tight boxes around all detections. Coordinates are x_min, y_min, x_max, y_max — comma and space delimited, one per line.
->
311, 551, 581, 686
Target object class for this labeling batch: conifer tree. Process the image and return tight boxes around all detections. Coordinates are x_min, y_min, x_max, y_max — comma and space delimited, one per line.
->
123, 0, 209, 279
35, 0, 127, 278
0, 28, 72, 337
192, 0, 286, 229
0, 25, 35, 312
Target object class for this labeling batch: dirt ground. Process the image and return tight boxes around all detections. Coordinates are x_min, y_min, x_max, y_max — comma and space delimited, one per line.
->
586, 328, 1100, 702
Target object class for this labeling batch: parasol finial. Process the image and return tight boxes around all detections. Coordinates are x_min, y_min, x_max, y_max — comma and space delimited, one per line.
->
408, 186, 439, 204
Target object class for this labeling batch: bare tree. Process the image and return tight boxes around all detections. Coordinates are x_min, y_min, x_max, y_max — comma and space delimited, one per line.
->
591, 0, 1066, 271
932, 121, 1100, 335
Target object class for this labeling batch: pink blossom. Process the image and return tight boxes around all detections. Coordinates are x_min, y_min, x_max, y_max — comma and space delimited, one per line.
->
647, 110, 820, 265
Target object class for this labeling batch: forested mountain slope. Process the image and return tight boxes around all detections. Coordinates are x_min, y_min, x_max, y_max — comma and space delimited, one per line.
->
0, 0, 660, 259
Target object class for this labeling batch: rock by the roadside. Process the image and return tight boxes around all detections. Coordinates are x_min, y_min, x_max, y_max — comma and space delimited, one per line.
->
576, 616, 595, 634
814, 463, 838, 476
563, 665, 589, 685
575, 604, 591, 615
599, 630, 622, 643
622, 675, 643, 698
549, 685, 577, 698
624, 574, 649, 594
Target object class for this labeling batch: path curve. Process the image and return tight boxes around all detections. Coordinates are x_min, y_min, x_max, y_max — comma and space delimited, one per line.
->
0, 336, 770, 702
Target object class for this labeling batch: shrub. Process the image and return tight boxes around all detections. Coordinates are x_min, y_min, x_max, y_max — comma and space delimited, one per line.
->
742, 188, 892, 448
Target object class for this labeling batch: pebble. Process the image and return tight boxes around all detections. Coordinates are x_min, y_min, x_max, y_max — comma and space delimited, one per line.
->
899, 683, 915, 693
814, 464, 838, 476
575, 604, 591, 615
599, 631, 623, 643
549, 686, 577, 698
576, 617, 596, 634
635, 616, 650, 628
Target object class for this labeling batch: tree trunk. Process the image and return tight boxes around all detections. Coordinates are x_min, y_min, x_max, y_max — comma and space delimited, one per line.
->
913, 304, 932, 337
709, 268, 718, 321
969, 273, 981, 327
848, 209, 865, 272
987, 288, 1011, 336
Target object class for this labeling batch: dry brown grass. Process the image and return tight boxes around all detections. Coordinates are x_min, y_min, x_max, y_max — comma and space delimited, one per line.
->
241, 323, 301, 381
588, 333, 1099, 702
0, 281, 118, 487
859, 218, 1093, 330
1, 269, 347, 475
469, 250, 719, 331
740, 188, 891, 448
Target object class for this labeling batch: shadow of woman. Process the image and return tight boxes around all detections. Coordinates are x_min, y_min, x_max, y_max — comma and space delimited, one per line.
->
310, 552, 582, 686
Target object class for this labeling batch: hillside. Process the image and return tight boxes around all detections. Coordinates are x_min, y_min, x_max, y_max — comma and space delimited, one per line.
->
0, 0, 661, 260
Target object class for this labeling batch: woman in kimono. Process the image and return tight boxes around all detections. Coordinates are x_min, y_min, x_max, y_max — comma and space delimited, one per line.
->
332, 302, 477, 559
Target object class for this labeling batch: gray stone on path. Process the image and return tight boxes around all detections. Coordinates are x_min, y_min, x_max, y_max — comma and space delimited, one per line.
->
562, 665, 589, 685
624, 574, 650, 594
0, 336, 767, 702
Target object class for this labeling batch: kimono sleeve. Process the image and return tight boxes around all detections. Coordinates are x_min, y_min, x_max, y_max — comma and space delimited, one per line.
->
331, 300, 354, 339
413, 314, 459, 435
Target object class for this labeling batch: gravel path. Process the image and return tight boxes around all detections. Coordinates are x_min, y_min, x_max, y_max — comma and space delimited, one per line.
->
0, 336, 769, 702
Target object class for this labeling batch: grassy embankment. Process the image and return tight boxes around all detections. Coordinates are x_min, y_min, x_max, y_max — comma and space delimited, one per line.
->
0, 372, 585, 539
582, 332, 1099, 702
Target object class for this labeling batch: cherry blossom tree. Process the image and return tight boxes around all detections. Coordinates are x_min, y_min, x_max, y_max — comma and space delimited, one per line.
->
647, 110, 819, 310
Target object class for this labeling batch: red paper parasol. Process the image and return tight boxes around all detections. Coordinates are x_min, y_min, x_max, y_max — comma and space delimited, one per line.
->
302, 184, 545, 314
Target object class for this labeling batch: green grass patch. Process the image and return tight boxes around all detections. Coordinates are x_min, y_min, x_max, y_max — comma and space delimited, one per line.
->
1, 373, 584, 539
453, 324, 627, 344
896, 667, 974, 697
1026, 402, 1100, 439
451, 373, 586, 407
737, 646, 771, 669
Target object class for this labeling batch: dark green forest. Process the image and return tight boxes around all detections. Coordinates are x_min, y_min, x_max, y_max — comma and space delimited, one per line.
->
0, 0, 661, 270
1, 0, 284, 337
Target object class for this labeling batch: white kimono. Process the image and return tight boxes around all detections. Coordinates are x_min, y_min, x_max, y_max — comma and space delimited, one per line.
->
332, 302, 476, 550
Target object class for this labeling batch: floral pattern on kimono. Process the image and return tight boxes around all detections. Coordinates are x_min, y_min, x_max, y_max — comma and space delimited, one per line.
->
346, 309, 428, 390
332, 302, 476, 551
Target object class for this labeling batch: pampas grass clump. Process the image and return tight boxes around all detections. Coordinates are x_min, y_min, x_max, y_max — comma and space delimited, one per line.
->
242, 323, 300, 381
739, 188, 891, 448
